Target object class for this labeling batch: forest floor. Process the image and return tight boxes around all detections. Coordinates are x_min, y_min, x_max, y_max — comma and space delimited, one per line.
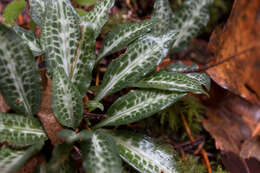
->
1, 0, 260, 173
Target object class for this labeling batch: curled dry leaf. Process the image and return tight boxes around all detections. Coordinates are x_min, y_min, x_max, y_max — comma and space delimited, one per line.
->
37, 74, 63, 146
207, 0, 260, 104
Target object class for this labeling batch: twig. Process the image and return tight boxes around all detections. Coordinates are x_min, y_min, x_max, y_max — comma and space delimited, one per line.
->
174, 136, 205, 151
181, 113, 212, 173
180, 148, 187, 161
96, 66, 100, 86
169, 46, 258, 74
84, 111, 107, 120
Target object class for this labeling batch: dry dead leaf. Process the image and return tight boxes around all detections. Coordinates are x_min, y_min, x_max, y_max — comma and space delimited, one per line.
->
207, 0, 260, 104
37, 74, 63, 146
240, 137, 260, 161
202, 83, 260, 161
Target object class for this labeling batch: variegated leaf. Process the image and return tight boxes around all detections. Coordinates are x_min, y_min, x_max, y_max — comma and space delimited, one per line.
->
0, 113, 47, 147
82, 0, 115, 38
58, 129, 93, 143
171, 0, 213, 51
95, 31, 177, 101
0, 23, 42, 116
167, 61, 211, 90
108, 130, 179, 173
81, 130, 123, 173
47, 142, 75, 173
13, 26, 43, 56
94, 90, 186, 128
70, 23, 96, 95
0, 142, 44, 173
151, 0, 174, 35
129, 70, 207, 95
97, 20, 154, 61
40, 0, 81, 77
29, 0, 47, 26
52, 70, 83, 129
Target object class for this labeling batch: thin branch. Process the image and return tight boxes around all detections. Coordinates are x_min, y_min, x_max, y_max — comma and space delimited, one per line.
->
84, 111, 107, 120
181, 113, 212, 173
169, 46, 258, 74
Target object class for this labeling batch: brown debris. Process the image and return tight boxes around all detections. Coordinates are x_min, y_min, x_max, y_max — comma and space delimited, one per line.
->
16, 156, 41, 173
37, 74, 63, 146
207, 0, 260, 104
240, 137, 260, 161
0, 93, 10, 113
202, 83, 260, 161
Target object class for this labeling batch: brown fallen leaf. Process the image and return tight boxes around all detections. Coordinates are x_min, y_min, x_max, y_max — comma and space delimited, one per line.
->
37, 74, 63, 146
202, 83, 260, 161
221, 152, 260, 173
0, 93, 10, 113
240, 137, 260, 161
207, 0, 260, 104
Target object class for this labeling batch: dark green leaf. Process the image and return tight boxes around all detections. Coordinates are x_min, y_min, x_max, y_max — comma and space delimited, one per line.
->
13, 26, 43, 56
0, 142, 44, 173
40, 0, 81, 77
95, 31, 177, 101
82, 0, 115, 38
167, 61, 211, 90
0, 113, 47, 147
171, 0, 213, 51
151, 0, 174, 35
52, 70, 83, 129
28, 0, 47, 26
47, 143, 75, 173
97, 20, 154, 61
130, 70, 208, 95
81, 130, 123, 173
0, 23, 42, 116
108, 130, 179, 173
95, 90, 186, 128
70, 23, 96, 95
57, 129, 93, 143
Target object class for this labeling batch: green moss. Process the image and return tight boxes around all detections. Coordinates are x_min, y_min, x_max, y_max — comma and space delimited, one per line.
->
176, 154, 207, 173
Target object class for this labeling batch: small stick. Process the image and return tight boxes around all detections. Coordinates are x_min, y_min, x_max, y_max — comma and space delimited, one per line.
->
181, 113, 212, 173
84, 112, 107, 120
96, 66, 100, 86
169, 46, 258, 74
18, 14, 24, 25
180, 148, 187, 161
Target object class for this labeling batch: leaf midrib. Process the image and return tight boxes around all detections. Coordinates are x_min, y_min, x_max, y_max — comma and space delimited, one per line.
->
0, 43, 33, 116
100, 94, 167, 126
98, 22, 152, 59
116, 139, 176, 173
0, 126, 45, 136
95, 41, 161, 101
